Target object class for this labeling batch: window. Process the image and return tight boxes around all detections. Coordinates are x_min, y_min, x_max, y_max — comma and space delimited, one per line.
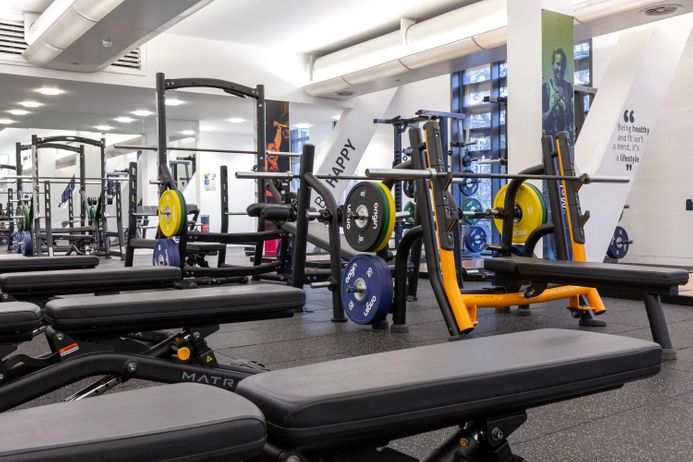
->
451, 40, 592, 250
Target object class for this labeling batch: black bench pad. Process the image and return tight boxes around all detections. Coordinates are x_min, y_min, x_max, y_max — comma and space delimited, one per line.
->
0, 383, 265, 462
0, 256, 98, 272
0, 302, 41, 343
129, 238, 224, 253
236, 329, 660, 445
485, 257, 689, 295
44, 284, 305, 335
0, 267, 181, 295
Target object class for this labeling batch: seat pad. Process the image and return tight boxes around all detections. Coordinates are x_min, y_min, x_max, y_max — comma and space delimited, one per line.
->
0, 383, 265, 462
0, 267, 181, 294
0, 256, 98, 272
44, 284, 305, 334
0, 302, 41, 342
236, 329, 660, 445
485, 256, 688, 293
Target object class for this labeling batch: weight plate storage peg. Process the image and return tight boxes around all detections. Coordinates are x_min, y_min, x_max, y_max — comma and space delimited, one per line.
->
340, 254, 393, 325
463, 226, 487, 253
344, 182, 393, 252
459, 169, 479, 196
153, 238, 181, 267
158, 189, 187, 237
461, 198, 484, 225
492, 183, 547, 244
607, 226, 630, 259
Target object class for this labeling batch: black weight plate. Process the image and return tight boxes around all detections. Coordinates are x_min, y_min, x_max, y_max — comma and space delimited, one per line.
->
607, 226, 630, 260
403, 180, 415, 199
463, 226, 487, 253
344, 182, 389, 252
460, 169, 479, 196
153, 238, 181, 267
340, 254, 393, 325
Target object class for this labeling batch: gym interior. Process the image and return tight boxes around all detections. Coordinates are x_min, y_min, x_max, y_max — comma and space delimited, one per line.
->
0, 0, 691, 460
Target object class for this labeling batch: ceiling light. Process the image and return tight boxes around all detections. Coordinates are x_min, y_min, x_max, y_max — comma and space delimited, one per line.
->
165, 98, 184, 106
226, 117, 246, 124
36, 87, 64, 96
8, 109, 29, 116
180, 130, 196, 136
200, 124, 216, 132
294, 123, 313, 129
332, 114, 342, 120
94, 125, 113, 131
19, 101, 43, 108
132, 110, 154, 117
642, 4, 681, 16
0, 119, 15, 125
114, 117, 135, 123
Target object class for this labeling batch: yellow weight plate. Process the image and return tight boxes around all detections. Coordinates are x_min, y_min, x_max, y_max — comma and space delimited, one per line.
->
373, 183, 396, 253
158, 189, 186, 237
492, 183, 546, 244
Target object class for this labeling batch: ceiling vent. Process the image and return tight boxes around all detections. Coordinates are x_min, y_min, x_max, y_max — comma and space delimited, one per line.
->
111, 47, 141, 70
0, 18, 28, 56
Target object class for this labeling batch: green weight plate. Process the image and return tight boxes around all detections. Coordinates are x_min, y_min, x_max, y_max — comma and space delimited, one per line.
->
461, 197, 483, 225
525, 183, 547, 225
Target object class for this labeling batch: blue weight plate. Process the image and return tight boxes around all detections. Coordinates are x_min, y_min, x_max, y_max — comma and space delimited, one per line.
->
12, 232, 22, 253
153, 238, 181, 267
463, 226, 487, 253
21, 231, 32, 256
607, 226, 630, 260
340, 254, 393, 325
460, 169, 479, 196
403, 180, 415, 199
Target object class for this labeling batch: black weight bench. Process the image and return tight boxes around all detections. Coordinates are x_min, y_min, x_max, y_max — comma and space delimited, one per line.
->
0, 255, 98, 272
0, 383, 265, 462
0, 266, 181, 301
43, 284, 304, 335
129, 238, 225, 254
0, 284, 306, 407
485, 256, 688, 359
235, 328, 660, 460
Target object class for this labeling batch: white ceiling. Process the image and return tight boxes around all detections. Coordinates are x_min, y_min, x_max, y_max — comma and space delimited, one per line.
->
168, 0, 477, 54
0, 72, 343, 137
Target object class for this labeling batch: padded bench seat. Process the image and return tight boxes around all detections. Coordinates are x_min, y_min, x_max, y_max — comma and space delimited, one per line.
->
0, 383, 265, 462
43, 284, 305, 335
236, 329, 660, 449
0, 266, 181, 297
0, 302, 41, 343
0, 255, 98, 272
485, 256, 689, 295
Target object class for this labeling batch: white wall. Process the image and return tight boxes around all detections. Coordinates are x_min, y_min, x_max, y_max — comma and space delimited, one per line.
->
608, 14, 693, 266
196, 131, 256, 234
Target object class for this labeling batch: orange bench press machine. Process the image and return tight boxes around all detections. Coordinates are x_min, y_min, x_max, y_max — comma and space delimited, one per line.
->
370, 121, 686, 358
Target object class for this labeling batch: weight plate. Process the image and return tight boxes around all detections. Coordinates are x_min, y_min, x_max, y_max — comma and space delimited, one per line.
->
460, 169, 479, 196
153, 238, 181, 267
403, 180, 415, 199
373, 183, 396, 253
24, 205, 31, 232
404, 202, 416, 225
463, 225, 487, 253
492, 183, 547, 244
340, 254, 393, 325
158, 189, 186, 237
607, 226, 630, 259
12, 232, 22, 253
344, 182, 390, 252
525, 183, 548, 224
20, 231, 32, 256
461, 198, 484, 225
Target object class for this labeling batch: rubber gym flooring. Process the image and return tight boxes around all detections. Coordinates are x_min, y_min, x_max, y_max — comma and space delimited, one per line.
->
12, 249, 693, 461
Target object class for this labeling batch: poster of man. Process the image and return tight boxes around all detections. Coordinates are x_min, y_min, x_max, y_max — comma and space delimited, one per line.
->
265, 100, 290, 172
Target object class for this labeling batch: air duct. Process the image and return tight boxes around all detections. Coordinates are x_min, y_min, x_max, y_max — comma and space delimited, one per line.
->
305, 0, 691, 98
23, 0, 212, 72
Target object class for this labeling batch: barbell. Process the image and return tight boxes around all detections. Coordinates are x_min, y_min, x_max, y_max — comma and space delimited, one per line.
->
114, 144, 302, 158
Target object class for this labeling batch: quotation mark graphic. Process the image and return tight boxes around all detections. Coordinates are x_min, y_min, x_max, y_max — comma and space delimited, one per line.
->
623, 110, 635, 123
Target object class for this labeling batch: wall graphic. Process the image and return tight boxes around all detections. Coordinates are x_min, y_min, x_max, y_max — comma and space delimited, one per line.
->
265, 100, 290, 173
